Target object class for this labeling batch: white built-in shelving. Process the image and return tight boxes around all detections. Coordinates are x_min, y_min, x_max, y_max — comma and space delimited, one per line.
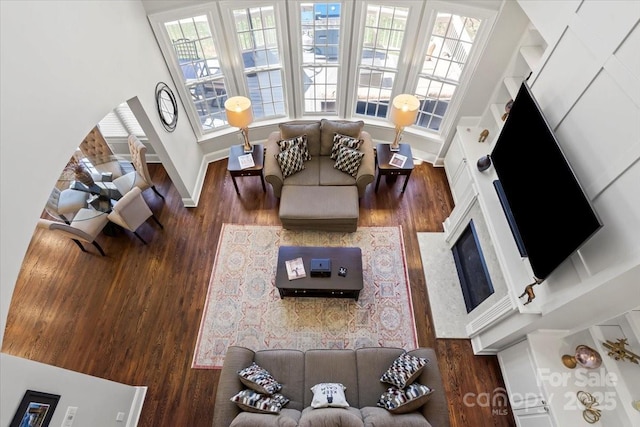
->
478, 24, 548, 147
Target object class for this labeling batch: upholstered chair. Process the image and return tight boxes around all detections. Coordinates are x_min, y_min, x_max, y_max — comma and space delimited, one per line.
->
107, 187, 163, 244
112, 135, 164, 199
37, 208, 109, 256
79, 126, 124, 179
45, 187, 89, 224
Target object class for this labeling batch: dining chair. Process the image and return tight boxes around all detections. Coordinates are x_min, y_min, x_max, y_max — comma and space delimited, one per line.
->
80, 126, 125, 179
37, 208, 109, 256
107, 187, 163, 244
45, 187, 89, 224
112, 135, 164, 200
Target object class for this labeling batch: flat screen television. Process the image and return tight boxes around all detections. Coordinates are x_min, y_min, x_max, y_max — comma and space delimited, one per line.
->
490, 82, 602, 280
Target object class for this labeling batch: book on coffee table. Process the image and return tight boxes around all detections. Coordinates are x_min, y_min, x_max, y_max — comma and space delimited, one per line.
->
285, 257, 306, 280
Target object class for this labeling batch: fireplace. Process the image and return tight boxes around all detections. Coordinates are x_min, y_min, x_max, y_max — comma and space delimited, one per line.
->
451, 220, 494, 313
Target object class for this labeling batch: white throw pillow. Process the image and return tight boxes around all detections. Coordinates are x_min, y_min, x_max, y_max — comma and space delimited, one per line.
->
310, 383, 350, 408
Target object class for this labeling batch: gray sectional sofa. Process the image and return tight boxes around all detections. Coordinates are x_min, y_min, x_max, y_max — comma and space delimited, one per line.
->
264, 120, 376, 232
212, 346, 451, 427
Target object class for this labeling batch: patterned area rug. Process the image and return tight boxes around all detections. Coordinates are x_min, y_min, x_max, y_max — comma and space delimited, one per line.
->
192, 224, 417, 369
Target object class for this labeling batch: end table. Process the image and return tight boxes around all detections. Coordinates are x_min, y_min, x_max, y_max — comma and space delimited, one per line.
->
227, 143, 266, 195
375, 143, 414, 193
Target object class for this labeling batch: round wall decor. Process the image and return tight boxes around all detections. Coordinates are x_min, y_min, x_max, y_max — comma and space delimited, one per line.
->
155, 82, 178, 132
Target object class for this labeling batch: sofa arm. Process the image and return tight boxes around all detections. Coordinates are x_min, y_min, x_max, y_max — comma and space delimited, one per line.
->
212, 346, 256, 427
410, 348, 451, 427
355, 131, 375, 197
264, 131, 284, 197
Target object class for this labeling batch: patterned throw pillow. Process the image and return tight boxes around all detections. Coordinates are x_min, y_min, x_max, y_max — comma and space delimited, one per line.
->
310, 383, 350, 408
278, 135, 311, 161
231, 389, 290, 414
380, 352, 428, 389
330, 133, 362, 160
238, 362, 283, 395
377, 383, 434, 414
334, 145, 365, 177
276, 145, 305, 178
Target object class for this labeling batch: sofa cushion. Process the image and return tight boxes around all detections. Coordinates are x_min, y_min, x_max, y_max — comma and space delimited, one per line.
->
377, 383, 434, 414
230, 408, 302, 427
320, 119, 364, 156
238, 362, 283, 395
280, 122, 322, 156
334, 145, 365, 177
254, 349, 306, 412
331, 133, 362, 160
319, 157, 356, 187
276, 145, 305, 178
310, 383, 350, 408
231, 389, 289, 414
279, 135, 311, 161
360, 406, 432, 427
380, 352, 428, 389
299, 407, 364, 427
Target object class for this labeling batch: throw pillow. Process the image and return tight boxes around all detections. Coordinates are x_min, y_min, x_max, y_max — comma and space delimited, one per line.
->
276, 145, 305, 178
380, 352, 428, 389
319, 119, 364, 156
377, 383, 434, 414
330, 133, 362, 160
279, 135, 311, 161
334, 145, 365, 177
310, 383, 350, 408
231, 389, 290, 414
238, 362, 283, 395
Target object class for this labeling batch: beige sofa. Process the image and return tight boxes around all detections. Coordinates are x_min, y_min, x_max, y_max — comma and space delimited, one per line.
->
213, 346, 451, 427
264, 120, 375, 232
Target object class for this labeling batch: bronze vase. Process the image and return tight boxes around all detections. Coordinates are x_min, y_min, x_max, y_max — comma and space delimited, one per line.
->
75, 168, 95, 187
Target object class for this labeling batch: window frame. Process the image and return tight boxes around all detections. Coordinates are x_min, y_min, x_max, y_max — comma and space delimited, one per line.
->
149, 5, 235, 138
219, 1, 291, 121
149, 1, 496, 143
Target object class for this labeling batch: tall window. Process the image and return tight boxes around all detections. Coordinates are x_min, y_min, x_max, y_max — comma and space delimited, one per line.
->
414, 12, 481, 131
356, 4, 407, 119
233, 6, 285, 119
300, 2, 342, 114
164, 15, 228, 131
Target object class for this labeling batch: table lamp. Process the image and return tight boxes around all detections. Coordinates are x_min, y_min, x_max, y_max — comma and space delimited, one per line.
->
389, 94, 420, 151
225, 96, 254, 153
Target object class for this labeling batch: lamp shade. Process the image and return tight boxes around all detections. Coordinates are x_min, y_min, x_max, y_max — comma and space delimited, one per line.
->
390, 94, 420, 127
224, 96, 253, 128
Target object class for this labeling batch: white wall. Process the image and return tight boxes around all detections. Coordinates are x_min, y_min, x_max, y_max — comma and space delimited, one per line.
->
0, 0, 204, 423
0, 354, 144, 427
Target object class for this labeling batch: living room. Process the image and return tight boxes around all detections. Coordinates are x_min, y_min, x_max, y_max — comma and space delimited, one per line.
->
1, 1, 639, 427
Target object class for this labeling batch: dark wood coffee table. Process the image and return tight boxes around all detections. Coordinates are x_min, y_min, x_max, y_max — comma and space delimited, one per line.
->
275, 246, 363, 300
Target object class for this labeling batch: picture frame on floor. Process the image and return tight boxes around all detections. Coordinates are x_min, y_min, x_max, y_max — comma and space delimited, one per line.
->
9, 389, 60, 427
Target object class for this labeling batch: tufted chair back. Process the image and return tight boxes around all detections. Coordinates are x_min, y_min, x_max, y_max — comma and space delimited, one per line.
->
128, 135, 152, 184
80, 127, 115, 166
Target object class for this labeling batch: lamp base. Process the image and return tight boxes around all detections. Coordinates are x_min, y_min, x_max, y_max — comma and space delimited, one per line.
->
389, 145, 401, 152
243, 145, 254, 153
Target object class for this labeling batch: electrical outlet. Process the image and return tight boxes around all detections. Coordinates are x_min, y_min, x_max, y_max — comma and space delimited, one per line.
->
62, 406, 78, 427
116, 412, 125, 422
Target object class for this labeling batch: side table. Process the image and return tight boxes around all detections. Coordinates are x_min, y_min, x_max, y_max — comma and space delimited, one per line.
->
375, 143, 414, 193
227, 143, 266, 195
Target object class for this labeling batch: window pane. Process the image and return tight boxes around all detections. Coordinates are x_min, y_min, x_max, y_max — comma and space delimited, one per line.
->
165, 15, 229, 132
300, 2, 342, 114
357, 4, 407, 118
414, 12, 481, 131
234, 6, 284, 119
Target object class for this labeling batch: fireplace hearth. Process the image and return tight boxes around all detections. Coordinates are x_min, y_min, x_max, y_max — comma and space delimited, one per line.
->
452, 220, 494, 313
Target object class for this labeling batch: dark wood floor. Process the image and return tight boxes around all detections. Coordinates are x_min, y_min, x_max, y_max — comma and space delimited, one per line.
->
3, 158, 515, 427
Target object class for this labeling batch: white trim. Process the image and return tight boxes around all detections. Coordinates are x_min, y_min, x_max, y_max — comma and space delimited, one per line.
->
126, 386, 147, 427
